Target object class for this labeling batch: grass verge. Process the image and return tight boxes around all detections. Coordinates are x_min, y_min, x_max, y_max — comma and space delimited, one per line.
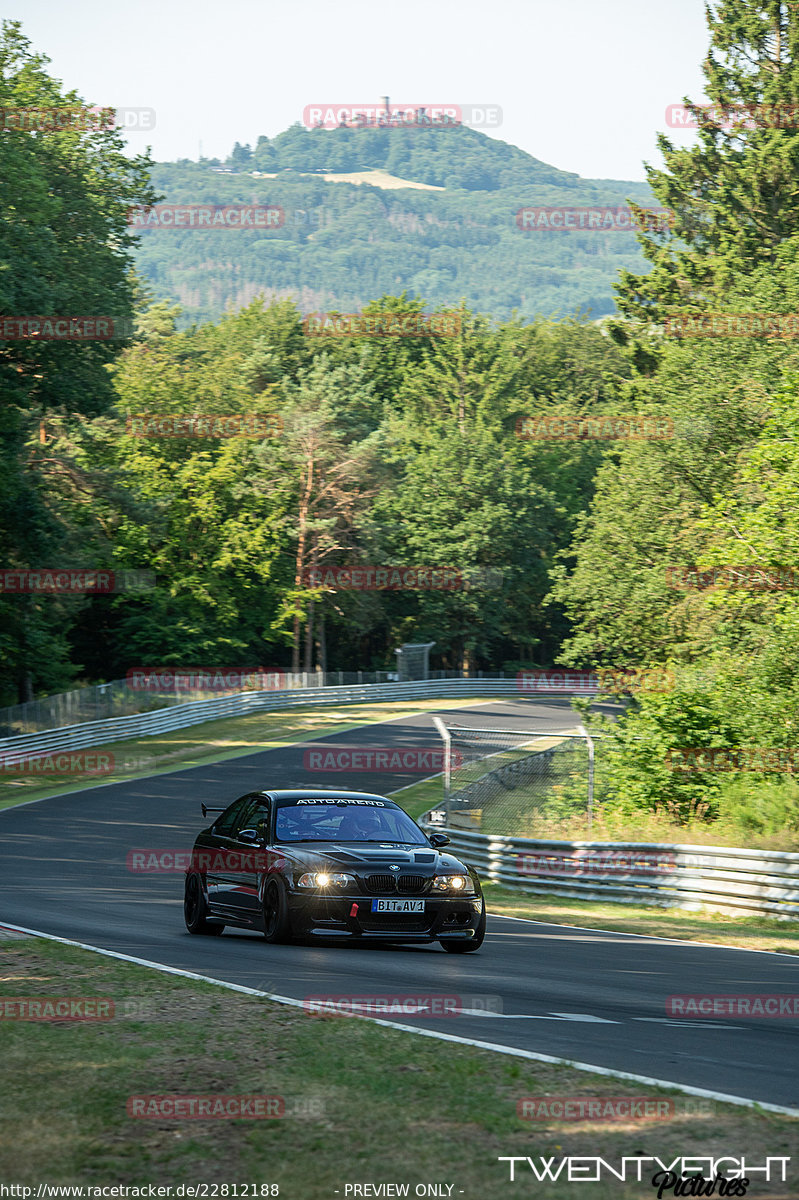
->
1, 935, 796, 1198
0, 696, 493, 812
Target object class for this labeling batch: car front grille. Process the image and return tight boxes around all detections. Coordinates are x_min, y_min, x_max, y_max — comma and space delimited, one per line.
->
398, 875, 427, 893
366, 874, 397, 892
365, 873, 430, 894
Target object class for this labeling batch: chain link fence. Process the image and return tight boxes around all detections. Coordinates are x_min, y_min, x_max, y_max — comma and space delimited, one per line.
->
0, 669, 502, 739
431, 722, 598, 837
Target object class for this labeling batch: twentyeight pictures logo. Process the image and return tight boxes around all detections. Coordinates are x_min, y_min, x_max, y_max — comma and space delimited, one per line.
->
498, 1156, 788, 1183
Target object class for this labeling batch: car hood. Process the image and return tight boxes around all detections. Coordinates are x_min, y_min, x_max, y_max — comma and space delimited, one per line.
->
281, 842, 467, 873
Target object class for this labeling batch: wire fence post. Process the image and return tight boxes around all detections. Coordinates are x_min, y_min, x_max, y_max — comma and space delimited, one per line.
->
578, 723, 595, 833
432, 715, 452, 825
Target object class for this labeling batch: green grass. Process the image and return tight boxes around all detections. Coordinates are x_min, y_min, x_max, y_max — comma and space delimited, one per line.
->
1, 936, 796, 1198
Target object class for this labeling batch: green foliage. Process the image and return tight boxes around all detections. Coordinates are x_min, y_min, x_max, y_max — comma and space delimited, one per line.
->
0, 19, 156, 704
616, 0, 799, 325
133, 132, 659, 328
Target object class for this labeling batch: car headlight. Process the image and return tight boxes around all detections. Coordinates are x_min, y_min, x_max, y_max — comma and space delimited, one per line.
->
297, 872, 354, 888
432, 874, 475, 894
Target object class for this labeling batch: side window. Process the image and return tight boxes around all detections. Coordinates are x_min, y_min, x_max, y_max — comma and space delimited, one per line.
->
253, 802, 271, 843
236, 798, 270, 839
213, 797, 250, 837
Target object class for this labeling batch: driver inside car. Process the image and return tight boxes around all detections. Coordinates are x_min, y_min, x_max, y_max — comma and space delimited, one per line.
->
338, 806, 384, 841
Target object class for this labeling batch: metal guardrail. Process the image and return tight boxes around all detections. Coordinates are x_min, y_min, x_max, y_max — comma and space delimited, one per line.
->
3, 673, 796, 919
0, 669, 472, 737
418, 825, 799, 918
0, 678, 526, 761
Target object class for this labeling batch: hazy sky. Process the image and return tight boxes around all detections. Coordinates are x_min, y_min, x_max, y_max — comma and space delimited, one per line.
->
14, 0, 709, 181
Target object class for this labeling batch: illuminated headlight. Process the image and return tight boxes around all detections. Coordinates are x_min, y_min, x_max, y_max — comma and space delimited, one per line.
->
432, 874, 475, 894
297, 872, 354, 888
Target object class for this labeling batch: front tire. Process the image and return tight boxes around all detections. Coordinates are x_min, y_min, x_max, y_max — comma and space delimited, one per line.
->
184, 872, 224, 936
263, 877, 292, 944
440, 901, 485, 953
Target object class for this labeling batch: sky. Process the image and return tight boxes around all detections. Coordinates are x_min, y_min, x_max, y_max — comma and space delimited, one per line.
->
14, 0, 709, 182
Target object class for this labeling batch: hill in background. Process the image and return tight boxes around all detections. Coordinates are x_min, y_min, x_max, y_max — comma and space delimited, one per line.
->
135, 123, 658, 326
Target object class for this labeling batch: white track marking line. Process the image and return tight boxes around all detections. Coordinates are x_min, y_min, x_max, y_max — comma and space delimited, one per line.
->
489, 913, 799, 959
2, 920, 797, 1118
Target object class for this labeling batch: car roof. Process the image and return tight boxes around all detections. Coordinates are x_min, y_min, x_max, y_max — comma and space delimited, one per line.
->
259, 789, 397, 803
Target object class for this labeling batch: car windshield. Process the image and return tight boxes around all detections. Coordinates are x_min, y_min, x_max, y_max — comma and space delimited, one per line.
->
274, 800, 427, 845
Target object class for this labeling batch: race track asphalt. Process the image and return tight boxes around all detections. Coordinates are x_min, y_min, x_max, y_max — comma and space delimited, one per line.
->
1, 698, 797, 1110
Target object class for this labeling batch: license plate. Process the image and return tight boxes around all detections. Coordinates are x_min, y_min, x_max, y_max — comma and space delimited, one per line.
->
371, 898, 425, 914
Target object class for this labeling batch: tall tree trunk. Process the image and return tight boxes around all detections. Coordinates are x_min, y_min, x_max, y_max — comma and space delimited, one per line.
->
304, 594, 315, 672
317, 610, 327, 674
292, 455, 314, 673
18, 670, 34, 705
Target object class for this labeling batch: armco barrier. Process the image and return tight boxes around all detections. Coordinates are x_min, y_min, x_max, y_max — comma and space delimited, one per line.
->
0, 678, 526, 762
416, 825, 799, 918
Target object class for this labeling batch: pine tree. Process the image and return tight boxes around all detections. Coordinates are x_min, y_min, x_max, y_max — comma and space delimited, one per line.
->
615, 1, 799, 328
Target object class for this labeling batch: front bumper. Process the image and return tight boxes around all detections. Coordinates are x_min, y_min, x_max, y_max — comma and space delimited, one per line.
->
287, 890, 483, 941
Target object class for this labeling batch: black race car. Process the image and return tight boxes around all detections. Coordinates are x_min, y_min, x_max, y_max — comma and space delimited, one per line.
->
183, 789, 485, 952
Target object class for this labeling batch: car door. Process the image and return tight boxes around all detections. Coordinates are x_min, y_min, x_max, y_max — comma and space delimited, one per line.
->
230, 796, 272, 919
214, 794, 269, 918
205, 796, 251, 912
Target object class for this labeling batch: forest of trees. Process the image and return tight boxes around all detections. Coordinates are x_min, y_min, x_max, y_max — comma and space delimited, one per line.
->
4, 1, 799, 836
135, 132, 659, 327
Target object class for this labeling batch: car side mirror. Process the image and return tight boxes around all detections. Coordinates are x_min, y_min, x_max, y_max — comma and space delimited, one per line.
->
429, 833, 450, 847
238, 828, 260, 844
